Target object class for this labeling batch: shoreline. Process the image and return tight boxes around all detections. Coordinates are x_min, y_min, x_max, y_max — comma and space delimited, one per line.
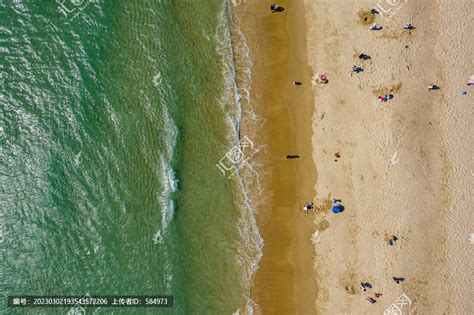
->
233, 0, 317, 313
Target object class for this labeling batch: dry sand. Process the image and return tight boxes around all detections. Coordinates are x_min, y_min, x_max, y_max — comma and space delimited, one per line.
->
304, 0, 474, 314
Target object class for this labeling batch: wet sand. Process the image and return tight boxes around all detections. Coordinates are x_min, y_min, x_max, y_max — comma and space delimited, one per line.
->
233, 0, 317, 314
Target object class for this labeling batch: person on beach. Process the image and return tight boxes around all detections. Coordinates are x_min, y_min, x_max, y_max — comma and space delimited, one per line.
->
467, 75, 474, 85
367, 297, 377, 304
292, 81, 303, 85
271, 3, 285, 13
375, 293, 383, 298
333, 199, 342, 203
286, 155, 300, 159
428, 84, 440, 91
388, 235, 398, 246
359, 53, 371, 60
369, 24, 383, 31
370, 8, 380, 15
378, 94, 393, 102
303, 202, 314, 212
353, 65, 364, 73
360, 282, 372, 291
393, 277, 405, 284
313, 73, 328, 85
404, 23, 415, 30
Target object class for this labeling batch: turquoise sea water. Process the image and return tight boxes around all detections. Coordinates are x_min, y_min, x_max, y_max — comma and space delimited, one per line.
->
1, 1, 260, 314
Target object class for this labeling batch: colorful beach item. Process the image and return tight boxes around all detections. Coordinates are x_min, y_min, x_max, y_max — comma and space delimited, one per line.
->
332, 204, 345, 213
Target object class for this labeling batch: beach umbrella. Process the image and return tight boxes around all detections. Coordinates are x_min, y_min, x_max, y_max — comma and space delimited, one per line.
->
332, 204, 344, 213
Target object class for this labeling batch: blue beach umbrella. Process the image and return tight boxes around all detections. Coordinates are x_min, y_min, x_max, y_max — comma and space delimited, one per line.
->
332, 204, 345, 213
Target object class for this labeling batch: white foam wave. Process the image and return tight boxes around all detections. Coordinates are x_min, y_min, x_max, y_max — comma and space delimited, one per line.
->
151, 98, 178, 292
216, 4, 264, 314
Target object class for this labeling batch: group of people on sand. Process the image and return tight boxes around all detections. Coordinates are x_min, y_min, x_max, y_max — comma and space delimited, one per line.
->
361, 282, 383, 304
360, 236, 404, 304
361, 276, 405, 304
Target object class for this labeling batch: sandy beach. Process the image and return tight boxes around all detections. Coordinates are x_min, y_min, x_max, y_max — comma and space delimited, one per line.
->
305, 0, 473, 314
234, 0, 472, 314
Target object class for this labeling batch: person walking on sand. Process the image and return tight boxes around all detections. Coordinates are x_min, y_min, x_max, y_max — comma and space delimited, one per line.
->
292, 81, 303, 85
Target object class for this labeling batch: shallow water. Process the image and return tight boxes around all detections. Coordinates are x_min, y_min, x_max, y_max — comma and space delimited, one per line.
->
0, 1, 259, 313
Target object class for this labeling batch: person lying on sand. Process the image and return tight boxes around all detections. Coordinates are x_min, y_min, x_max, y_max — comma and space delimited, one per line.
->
303, 202, 314, 212
286, 155, 300, 159
353, 65, 364, 73
369, 24, 383, 31
428, 84, 440, 91
388, 235, 398, 246
359, 53, 371, 60
467, 75, 474, 85
360, 282, 372, 291
292, 81, 303, 85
